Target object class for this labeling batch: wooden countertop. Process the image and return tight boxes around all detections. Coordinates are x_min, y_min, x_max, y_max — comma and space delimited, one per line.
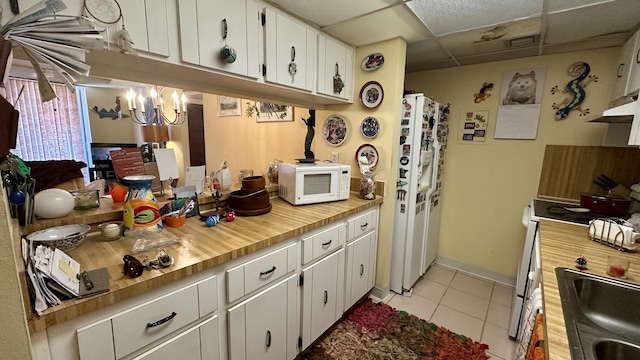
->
20, 194, 382, 333
539, 220, 640, 360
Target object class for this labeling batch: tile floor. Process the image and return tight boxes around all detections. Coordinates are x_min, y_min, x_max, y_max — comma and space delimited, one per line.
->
386, 263, 518, 360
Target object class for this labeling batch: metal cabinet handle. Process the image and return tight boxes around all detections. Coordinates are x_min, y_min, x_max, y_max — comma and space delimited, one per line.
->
146, 312, 177, 328
636, 48, 640, 64
260, 266, 276, 276
618, 64, 624, 77
321, 240, 332, 247
266, 330, 271, 347
323, 290, 328, 304
360, 264, 364, 276
360, 222, 368, 230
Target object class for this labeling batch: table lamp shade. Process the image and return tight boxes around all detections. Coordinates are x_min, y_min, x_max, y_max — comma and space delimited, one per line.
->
142, 125, 170, 143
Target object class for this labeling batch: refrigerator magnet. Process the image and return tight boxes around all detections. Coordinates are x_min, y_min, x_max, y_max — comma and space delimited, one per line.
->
399, 156, 409, 165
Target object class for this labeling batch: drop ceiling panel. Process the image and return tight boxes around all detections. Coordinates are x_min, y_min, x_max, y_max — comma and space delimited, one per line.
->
547, 0, 617, 14
456, 47, 540, 66
438, 18, 541, 58
545, 1, 640, 44
405, 38, 450, 67
406, 0, 542, 36
266, 0, 397, 27
323, 5, 430, 46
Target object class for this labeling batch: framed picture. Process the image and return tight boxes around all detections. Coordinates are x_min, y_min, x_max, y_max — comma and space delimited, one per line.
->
217, 96, 241, 117
254, 102, 293, 122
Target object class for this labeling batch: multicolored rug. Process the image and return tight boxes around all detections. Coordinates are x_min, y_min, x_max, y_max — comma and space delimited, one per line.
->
301, 300, 490, 360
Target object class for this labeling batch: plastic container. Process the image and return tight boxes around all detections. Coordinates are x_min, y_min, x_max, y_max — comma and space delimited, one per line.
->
70, 189, 100, 210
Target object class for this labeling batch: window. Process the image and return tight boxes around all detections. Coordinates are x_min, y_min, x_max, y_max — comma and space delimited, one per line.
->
1, 78, 89, 179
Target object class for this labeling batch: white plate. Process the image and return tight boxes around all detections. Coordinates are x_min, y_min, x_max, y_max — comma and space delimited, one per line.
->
323, 115, 348, 146
359, 81, 384, 109
361, 53, 384, 71
356, 144, 379, 170
360, 116, 380, 139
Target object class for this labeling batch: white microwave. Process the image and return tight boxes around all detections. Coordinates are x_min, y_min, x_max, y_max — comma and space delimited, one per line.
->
278, 162, 351, 205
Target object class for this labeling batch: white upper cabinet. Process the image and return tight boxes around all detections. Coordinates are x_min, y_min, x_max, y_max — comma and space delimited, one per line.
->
317, 34, 353, 101
264, 8, 316, 91
612, 31, 640, 101
177, 0, 260, 79
119, 0, 170, 56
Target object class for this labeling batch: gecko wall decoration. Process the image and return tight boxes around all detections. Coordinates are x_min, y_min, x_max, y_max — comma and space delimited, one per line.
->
473, 82, 494, 103
551, 62, 598, 120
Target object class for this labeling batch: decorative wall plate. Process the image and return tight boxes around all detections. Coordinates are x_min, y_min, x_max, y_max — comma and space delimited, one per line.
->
359, 81, 384, 109
361, 53, 384, 71
360, 116, 380, 139
356, 144, 379, 170
322, 115, 348, 146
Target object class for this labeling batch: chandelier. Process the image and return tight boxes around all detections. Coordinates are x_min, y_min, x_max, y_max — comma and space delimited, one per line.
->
126, 86, 187, 125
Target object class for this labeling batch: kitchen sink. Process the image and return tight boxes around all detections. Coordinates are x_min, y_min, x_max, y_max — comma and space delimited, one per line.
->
555, 268, 640, 360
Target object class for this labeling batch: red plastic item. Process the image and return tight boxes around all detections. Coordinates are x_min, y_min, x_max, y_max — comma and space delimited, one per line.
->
609, 265, 626, 277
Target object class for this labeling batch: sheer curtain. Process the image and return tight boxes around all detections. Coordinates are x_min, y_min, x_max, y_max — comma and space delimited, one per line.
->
1, 77, 87, 167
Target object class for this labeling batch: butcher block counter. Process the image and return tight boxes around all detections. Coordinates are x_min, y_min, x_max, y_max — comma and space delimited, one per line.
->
19, 194, 383, 333
539, 220, 640, 360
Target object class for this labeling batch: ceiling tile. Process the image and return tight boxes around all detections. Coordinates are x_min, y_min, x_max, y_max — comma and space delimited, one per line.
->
542, 33, 627, 54
406, 38, 451, 66
323, 5, 430, 46
545, 0, 640, 44
456, 47, 540, 66
547, 0, 616, 14
437, 18, 541, 58
266, 0, 397, 27
406, 0, 542, 36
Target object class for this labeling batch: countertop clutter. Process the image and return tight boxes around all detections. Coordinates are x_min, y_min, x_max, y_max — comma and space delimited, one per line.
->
19, 194, 382, 333
539, 220, 640, 360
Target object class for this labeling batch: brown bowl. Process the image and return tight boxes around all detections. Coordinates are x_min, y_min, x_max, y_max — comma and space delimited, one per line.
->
228, 188, 270, 212
241, 176, 266, 190
165, 214, 187, 228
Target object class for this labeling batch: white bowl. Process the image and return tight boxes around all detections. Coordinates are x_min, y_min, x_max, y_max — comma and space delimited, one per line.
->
34, 188, 75, 219
26, 224, 91, 251
99, 222, 122, 240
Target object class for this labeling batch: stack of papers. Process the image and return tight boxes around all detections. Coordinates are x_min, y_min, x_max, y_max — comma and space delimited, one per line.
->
0, 0, 103, 101
27, 245, 80, 314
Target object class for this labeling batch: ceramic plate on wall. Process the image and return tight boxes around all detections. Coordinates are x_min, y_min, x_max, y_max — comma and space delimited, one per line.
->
323, 115, 348, 146
360, 116, 380, 139
359, 81, 384, 109
355, 144, 379, 170
361, 53, 384, 71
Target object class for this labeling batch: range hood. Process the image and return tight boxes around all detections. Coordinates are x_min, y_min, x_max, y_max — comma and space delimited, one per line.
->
587, 97, 638, 123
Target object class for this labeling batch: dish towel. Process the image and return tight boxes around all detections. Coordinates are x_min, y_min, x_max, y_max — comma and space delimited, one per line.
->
516, 287, 543, 360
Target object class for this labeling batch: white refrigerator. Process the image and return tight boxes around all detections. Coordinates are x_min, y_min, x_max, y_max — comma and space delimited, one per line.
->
390, 93, 442, 295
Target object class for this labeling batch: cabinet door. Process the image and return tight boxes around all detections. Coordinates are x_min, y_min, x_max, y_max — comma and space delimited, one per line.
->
118, 0, 169, 56
264, 9, 314, 91
626, 31, 640, 96
301, 248, 345, 349
195, 0, 260, 78
318, 35, 352, 100
345, 232, 375, 311
228, 274, 298, 360
177, 0, 199, 64
612, 32, 638, 100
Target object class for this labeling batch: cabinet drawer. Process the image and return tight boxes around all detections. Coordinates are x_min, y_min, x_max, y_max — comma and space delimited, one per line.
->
302, 223, 346, 265
227, 243, 298, 303
131, 315, 220, 360
347, 209, 377, 242
112, 286, 201, 359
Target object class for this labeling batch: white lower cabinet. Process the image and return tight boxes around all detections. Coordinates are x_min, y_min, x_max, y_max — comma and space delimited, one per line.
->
301, 248, 345, 350
345, 231, 377, 311
228, 274, 299, 360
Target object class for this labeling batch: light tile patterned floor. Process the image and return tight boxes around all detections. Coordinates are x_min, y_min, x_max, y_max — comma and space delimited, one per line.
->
387, 264, 518, 360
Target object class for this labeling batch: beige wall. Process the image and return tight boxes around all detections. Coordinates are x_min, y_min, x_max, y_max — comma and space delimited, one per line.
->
85, 87, 136, 144
203, 96, 309, 182
405, 48, 617, 280
0, 191, 32, 358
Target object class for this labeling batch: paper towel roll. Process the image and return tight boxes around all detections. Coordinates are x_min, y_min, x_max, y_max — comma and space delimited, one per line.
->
588, 219, 639, 250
